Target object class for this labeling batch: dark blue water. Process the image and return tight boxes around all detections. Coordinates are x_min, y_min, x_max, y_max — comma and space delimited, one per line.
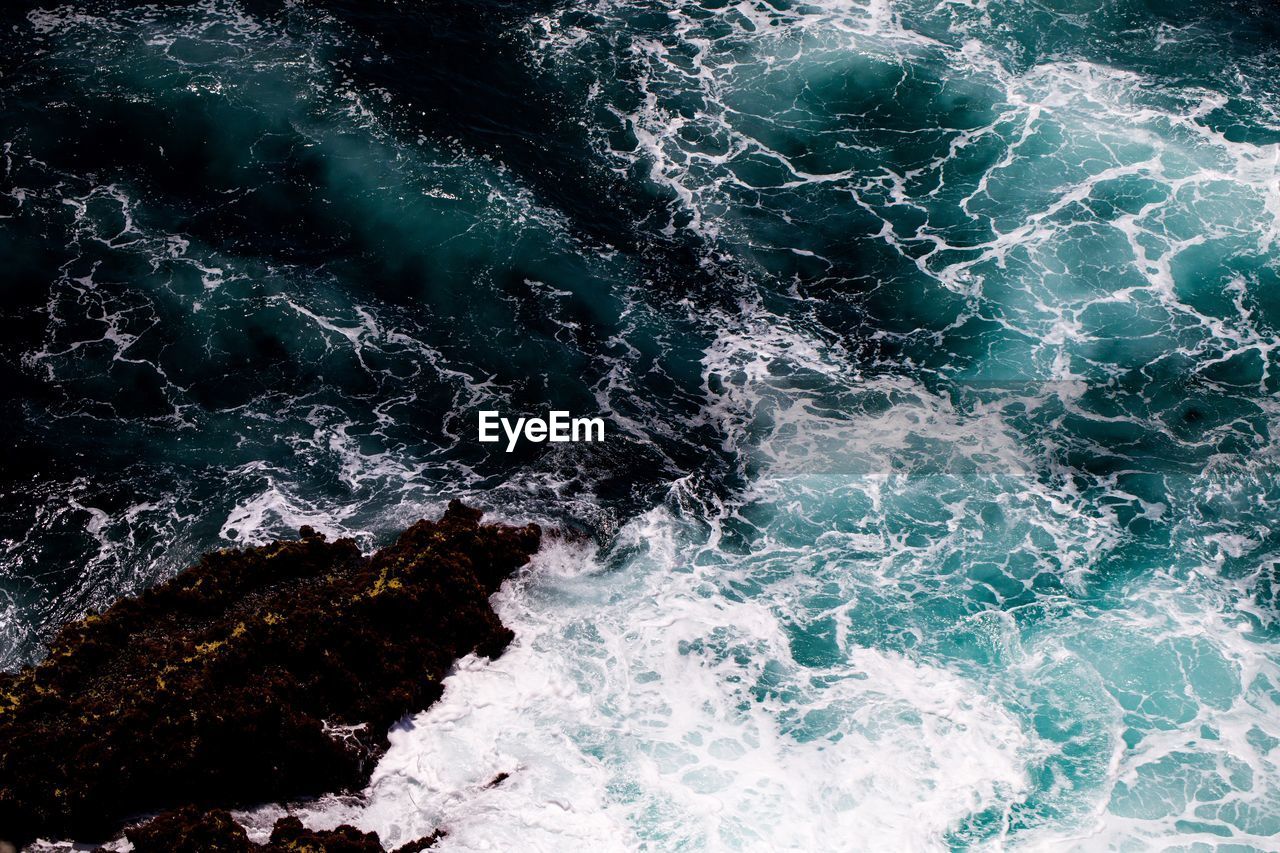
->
4, 0, 1280, 848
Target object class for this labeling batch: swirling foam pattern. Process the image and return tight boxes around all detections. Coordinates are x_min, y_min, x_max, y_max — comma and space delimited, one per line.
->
3, 0, 1280, 849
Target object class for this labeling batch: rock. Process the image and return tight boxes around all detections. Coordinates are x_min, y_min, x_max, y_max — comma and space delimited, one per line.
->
264, 816, 383, 853
123, 806, 442, 852
0, 501, 539, 846
125, 806, 255, 853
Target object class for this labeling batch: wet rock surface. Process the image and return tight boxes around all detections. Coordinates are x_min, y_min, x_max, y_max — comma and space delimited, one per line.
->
124, 807, 443, 852
0, 501, 539, 847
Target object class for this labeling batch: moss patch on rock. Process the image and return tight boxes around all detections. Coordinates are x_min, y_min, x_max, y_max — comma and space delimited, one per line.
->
0, 501, 539, 846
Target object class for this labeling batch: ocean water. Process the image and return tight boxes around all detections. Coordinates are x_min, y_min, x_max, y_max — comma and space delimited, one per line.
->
3, 0, 1280, 849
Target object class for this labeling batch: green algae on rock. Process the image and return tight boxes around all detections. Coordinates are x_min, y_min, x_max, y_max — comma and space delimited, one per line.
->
0, 501, 540, 846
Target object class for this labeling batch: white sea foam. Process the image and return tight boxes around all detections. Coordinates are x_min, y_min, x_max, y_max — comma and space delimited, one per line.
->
281, 505, 1034, 852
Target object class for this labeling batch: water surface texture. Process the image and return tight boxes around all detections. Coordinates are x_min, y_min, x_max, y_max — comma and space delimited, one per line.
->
3, 0, 1280, 849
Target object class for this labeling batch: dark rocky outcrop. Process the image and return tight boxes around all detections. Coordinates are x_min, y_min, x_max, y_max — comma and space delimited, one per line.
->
0, 501, 539, 847
123, 807, 443, 852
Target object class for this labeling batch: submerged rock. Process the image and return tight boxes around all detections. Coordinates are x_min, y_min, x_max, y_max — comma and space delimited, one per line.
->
0, 501, 540, 847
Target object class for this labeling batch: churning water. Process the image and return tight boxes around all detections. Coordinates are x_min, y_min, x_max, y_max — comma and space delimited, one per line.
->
4, 0, 1280, 848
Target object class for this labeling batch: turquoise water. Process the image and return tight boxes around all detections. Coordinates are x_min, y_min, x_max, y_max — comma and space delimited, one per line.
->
3, 0, 1280, 848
